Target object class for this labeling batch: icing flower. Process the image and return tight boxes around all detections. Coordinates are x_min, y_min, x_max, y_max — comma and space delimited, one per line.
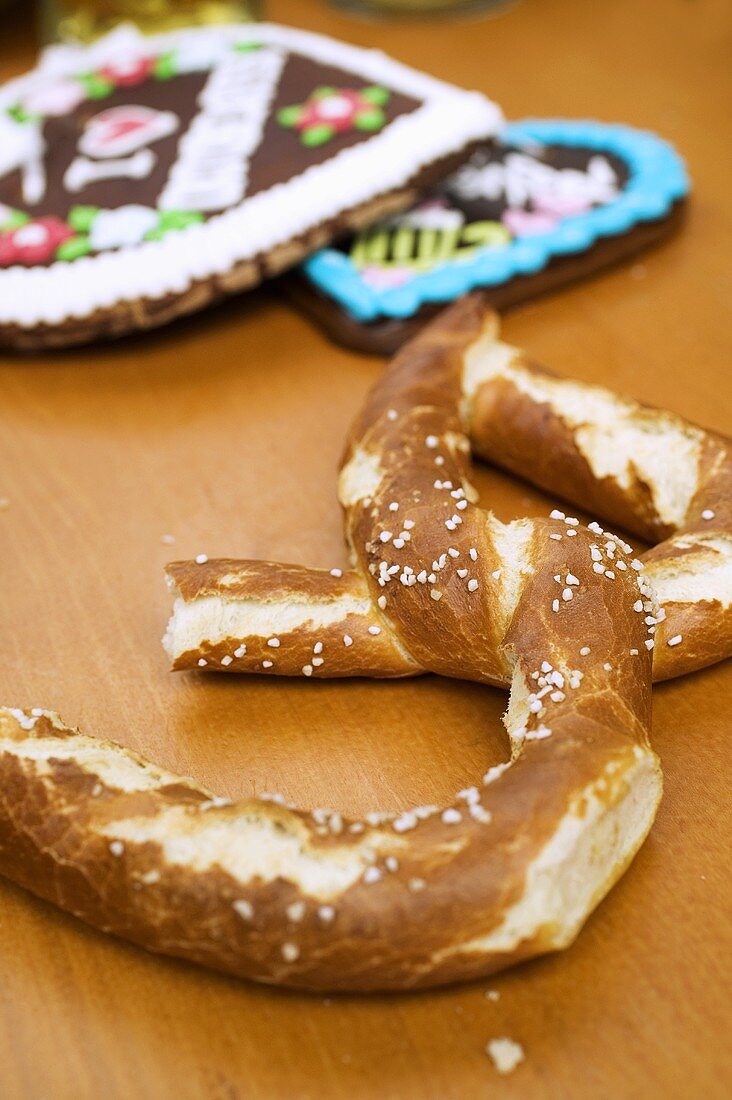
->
278, 86, 390, 147
43, 206, 205, 262
21, 77, 86, 118
98, 56, 155, 87
88, 204, 159, 250
0, 216, 75, 266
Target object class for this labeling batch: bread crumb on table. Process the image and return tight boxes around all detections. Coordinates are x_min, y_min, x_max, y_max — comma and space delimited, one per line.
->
486, 1037, 525, 1074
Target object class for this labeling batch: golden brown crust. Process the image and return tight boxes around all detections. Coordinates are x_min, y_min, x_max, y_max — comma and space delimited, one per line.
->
463, 303, 732, 680
166, 295, 731, 685
0, 296, 674, 990
0, 694, 657, 991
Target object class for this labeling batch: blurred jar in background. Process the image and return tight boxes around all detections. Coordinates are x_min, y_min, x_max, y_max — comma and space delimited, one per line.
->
41, 0, 261, 43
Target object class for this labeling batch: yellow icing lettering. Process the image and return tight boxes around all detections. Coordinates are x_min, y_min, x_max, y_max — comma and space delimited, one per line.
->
350, 220, 509, 271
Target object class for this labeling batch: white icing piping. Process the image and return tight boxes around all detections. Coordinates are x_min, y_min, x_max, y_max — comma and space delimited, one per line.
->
0, 23, 502, 328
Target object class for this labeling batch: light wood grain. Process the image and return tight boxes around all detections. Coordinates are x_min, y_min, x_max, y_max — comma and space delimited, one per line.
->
0, 1, 730, 1096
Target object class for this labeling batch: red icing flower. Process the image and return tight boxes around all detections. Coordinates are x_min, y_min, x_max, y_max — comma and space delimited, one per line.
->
300, 90, 366, 132
278, 86, 390, 147
0, 217, 75, 266
98, 56, 155, 87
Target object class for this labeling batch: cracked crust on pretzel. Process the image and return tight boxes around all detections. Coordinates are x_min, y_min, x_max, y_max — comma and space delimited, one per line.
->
0, 620, 658, 991
0, 295, 670, 991
165, 295, 731, 683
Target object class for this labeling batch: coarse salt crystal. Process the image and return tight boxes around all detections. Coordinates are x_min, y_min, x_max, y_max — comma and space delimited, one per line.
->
486, 1038, 524, 1075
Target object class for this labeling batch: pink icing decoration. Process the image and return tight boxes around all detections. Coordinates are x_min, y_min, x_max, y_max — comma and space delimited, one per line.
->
533, 194, 595, 217
501, 208, 560, 237
360, 264, 414, 289
99, 57, 155, 87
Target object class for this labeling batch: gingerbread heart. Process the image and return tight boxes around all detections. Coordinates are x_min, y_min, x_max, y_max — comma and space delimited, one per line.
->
289, 119, 689, 354
0, 23, 501, 349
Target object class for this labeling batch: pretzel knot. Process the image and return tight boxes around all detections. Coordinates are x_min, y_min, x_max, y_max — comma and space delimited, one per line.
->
1, 297, 729, 991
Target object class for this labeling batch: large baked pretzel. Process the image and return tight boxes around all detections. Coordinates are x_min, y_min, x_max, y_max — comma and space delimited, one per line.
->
0, 296, 726, 993
166, 295, 732, 682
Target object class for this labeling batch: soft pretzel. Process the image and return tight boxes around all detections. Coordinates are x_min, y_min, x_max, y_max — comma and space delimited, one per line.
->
165, 296, 732, 683
0, 659, 657, 991
0, 297, 671, 991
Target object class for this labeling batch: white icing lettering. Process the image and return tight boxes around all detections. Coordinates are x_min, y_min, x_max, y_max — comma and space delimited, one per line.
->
158, 47, 284, 213
448, 151, 619, 209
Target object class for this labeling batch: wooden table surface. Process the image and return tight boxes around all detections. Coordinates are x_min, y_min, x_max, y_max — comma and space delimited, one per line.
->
1, 1, 730, 1096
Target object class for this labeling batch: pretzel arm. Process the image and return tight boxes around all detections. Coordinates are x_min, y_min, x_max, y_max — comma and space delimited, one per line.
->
0, 558, 659, 992
164, 559, 421, 677
464, 309, 732, 680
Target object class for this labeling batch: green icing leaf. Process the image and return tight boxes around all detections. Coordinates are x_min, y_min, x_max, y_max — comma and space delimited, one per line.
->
146, 211, 205, 240
157, 210, 204, 230
313, 86, 336, 100
277, 105, 302, 128
78, 72, 114, 99
154, 52, 178, 80
233, 41, 263, 52
0, 210, 30, 231
354, 109, 386, 132
361, 86, 390, 106
68, 206, 100, 232
302, 124, 335, 147
56, 236, 91, 262
7, 103, 39, 124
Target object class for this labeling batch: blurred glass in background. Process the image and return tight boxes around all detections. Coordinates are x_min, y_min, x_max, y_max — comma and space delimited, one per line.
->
41, 0, 261, 43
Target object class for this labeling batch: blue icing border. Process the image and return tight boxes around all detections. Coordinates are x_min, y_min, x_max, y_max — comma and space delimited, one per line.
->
301, 119, 689, 323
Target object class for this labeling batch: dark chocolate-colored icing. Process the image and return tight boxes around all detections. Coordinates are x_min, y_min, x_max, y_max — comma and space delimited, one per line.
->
332, 138, 631, 261
0, 72, 208, 220
0, 48, 421, 232
449, 141, 629, 222
246, 54, 420, 199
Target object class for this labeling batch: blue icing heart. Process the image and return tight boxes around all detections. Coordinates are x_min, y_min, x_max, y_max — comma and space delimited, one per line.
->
301, 119, 689, 323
